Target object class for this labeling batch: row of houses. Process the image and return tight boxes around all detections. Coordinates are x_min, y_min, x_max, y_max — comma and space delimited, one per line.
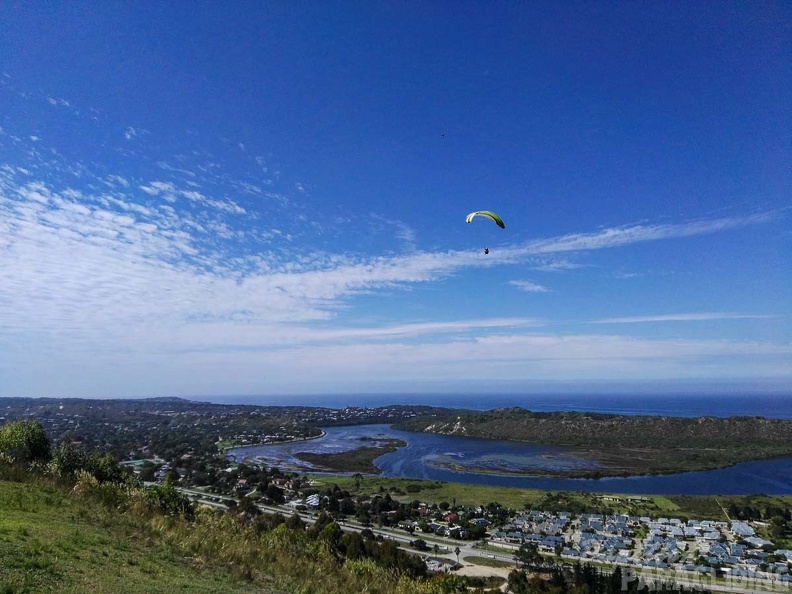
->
488, 510, 792, 583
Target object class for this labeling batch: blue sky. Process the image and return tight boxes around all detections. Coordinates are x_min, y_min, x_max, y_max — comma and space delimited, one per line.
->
0, 2, 789, 399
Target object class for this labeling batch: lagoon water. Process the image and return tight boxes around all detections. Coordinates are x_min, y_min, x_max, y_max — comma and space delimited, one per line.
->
228, 421, 792, 496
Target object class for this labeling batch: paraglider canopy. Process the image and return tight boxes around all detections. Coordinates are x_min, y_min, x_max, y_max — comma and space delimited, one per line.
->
465, 210, 505, 229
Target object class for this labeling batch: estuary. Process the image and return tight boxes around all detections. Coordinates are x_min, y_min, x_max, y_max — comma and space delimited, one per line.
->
228, 423, 792, 495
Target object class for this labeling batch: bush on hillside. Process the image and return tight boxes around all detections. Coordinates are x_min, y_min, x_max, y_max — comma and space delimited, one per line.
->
144, 476, 194, 518
0, 420, 51, 464
50, 441, 130, 484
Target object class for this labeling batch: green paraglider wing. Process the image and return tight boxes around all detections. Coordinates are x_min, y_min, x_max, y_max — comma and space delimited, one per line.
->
465, 210, 505, 229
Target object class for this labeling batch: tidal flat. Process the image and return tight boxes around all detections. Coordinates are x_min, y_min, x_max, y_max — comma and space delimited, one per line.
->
294, 438, 406, 473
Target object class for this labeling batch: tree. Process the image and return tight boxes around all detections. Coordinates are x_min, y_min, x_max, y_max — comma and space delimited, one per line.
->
50, 442, 128, 484
515, 541, 541, 569
285, 512, 304, 531
339, 496, 356, 515
235, 496, 261, 526
411, 538, 429, 551
144, 477, 193, 518
508, 569, 531, 594
341, 531, 365, 559
265, 483, 285, 503
50, 440, 89, 476
319, 521, 344, 556
0, 420, 51, 464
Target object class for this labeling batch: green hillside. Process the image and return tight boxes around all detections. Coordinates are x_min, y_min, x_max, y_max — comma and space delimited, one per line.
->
0, 473, 463, 594
0, 478, 260, 594
0, 419, 470, 594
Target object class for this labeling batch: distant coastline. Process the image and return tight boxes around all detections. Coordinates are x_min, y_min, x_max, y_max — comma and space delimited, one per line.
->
202, 392, 792, 419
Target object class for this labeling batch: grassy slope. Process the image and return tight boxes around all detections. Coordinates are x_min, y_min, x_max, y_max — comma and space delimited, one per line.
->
0, 475, 467, 594
0, 480, 264, 594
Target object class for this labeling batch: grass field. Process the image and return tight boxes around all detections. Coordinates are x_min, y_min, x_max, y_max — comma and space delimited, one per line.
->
0, 474, 482, 594
462, 555, 513, 569
306, 474, 665, 511
0, 480, 261, 594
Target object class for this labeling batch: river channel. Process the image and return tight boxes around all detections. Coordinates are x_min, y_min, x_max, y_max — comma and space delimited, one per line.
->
227, 423, 792, 495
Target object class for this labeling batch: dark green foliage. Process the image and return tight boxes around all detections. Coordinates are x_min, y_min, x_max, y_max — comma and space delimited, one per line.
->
252, 511, 285, 533
285, 512, 304, 531
514, 541, 540, 568
143, 477, 193, 518
265, 483, 285, 503
50, 442, 129, 484
363, 539, 427, 579
0, 420, 51, 464
507, 569, 533, 594
727, 498, 792, 521
509, 563, 711, 594
340, 531, 366, 559
410, 538, 429, 551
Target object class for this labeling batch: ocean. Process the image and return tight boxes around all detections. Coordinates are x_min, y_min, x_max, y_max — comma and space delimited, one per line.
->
205, 392, 792, 419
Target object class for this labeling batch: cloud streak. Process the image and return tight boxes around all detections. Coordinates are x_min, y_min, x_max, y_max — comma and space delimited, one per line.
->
514, 213, 778, 256
509, 280, 551, 293
590, 313, 780, 324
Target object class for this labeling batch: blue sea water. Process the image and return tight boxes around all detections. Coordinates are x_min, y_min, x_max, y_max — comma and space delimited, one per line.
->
210, 392, 792, 419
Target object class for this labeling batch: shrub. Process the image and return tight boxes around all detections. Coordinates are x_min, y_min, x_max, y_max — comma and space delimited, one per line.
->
0, 420, 51, 464
144, 477, 194, 518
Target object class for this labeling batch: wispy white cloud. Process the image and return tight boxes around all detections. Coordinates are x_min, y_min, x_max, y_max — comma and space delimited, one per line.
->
590, 313, 780, 324
366, 214, 419, 251
47, 97, 71, 107
303, 318, 542, 342
1, 163, 780, 348
509, 280, 550, 293
514, 213, 777, 256
0, 121, 787, 396
530, 258, 585, 272
104, 175, 130, 188
138, 180, 245, 214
